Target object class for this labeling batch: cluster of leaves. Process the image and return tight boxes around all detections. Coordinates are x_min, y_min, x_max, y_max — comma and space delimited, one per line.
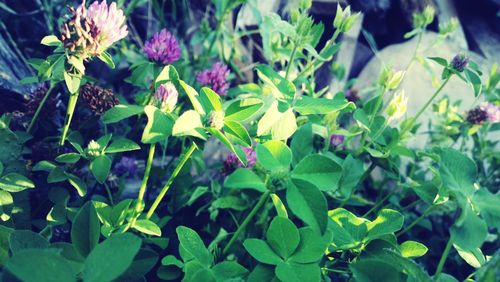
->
0, 1, 498, 282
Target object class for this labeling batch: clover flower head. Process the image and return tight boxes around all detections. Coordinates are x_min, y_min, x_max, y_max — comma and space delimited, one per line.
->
80, 83, 119, 115
196, 62, 230, 96
481, 102, 500, 123
329, 134, 344, 147
144, 29, 181, 64
208, 110, 225, 130
153, 82, 178, 113
60, 0, 127, 59
451, 54, 469, 72
223, 147, 256, 174
87, 140, 102, 157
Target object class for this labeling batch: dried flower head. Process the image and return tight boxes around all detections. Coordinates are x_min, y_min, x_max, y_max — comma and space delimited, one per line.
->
450, 54, 469, 73
80, 83, 119, 115
223, 147, 256, 174
60, 0, 127, 59
153, 82, 178, 113
208, 110, 225, 130
25, 85, 58, 117
144, 29, 181, 64
196, 62, 230, 96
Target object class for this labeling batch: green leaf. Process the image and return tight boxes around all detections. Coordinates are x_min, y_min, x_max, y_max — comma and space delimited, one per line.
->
176, 226, 213, 266
290, 123, 313, 165
47, 167, 68, 183
366, 209, 404, 239
472, 188, 500, 229
225, 99, 264, 123
133, 219, 162, 236
40, 35, 62, 47
212, 261, 248, 281
266, 217, 300, 259
338, 155, 365, 198
427, 57, 448, 67
207, 128, 246, 165
9, 230, 49, 254
436, 148, 477, 197
142, 105, 173, 144
454, 245, 485, 268
178, 80, 206, 115
400, 241, 428, 258
117, 249, 159, 281
243, 239, 282, 265
270, 193, 288, 218
82, 233, 142, 282
5, 249, 76, 282
290, 228, 332, 264
90, 155, 112, 184
275, 261, 320, 282
257, 102, 297, 140
63, 71, 81, 94
199, 87, 222, 112
172, 110, 206, 139
55, 153, 81, 164
71, 201, 100, 257
183, 260, 216, 282
224, 168, 266, 192
223, 120, 252, 147
155, 65, 179, 86
256, 140, 292, 172
350, 256, 406, 282
287, 179, 328, 234
464, 69, 482, 97
294, 96, 355, 115
451, 205, 487, 250
67, 174, 87, 196
291, 154, 342, 191
328, 208, 368, 250
98, 51, 115, 69
0, 173, 35, 192
0, 191, 13, 221
256, 64, 295, 99
102, 104, 144, 124
105, 138, 140, 153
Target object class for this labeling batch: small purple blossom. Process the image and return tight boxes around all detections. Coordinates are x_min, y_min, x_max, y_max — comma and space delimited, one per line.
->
450, 54, 469, 72
223, 147, 256, 174
481, 102, 500, 123
114, 156, 138, 176
153, 82, 178, 113
196, 62, 230, 96
329, 134, 344, 147
144, 29, 181, 64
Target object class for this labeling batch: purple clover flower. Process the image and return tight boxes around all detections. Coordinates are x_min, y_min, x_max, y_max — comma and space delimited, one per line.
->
153, 82, 178, 113
144, 29, 181, 64
481, 102, 500, 123
86, 1, 128, 52
114, 156, 138, 176
223, 147, 256, 174
329, 134, 345, 147
196, 62, 230, 96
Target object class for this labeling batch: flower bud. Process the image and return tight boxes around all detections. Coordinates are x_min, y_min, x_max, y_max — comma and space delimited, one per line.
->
450, 54, 469, 72
153, 82, 178, 113
423, 6, 435, 25
334, 4, 360, 33
380, 68, 405, 90
386, 90, 408, 121
299, 0, 312, 10
329, 134, 344, 147
86, 140, 102, 158
208, 110, 225, 130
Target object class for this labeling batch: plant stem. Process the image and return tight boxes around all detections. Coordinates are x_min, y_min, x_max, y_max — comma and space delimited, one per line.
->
104, 182, 114, 206
223, 190, 271, 255
297, 29, 341, 78
435, 233, 454, 278
396, 205, 435, 237
401, 76, 451, 135
27, 84, 55, 134
126, 143, 156, 230
60, 92, 79, 146
285, 44, 298, 80
146, 142, 197, 219
362, 189, 395, 217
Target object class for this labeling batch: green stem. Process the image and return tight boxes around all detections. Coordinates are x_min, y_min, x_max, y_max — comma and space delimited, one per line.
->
362, 189, 395, 217
297, 29, 341, 78
223, 190, 271, 255
146, 142, 197, 219
285, 44, 298, 80
103, 182, 114, 206
435, 233, 454, 278
125, 0, 141, 15
27, 84, 55, 134
60, 92, 79, 146
401, 76, 451, 135
128, 144, 156, 228
396, 205, 435, 237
